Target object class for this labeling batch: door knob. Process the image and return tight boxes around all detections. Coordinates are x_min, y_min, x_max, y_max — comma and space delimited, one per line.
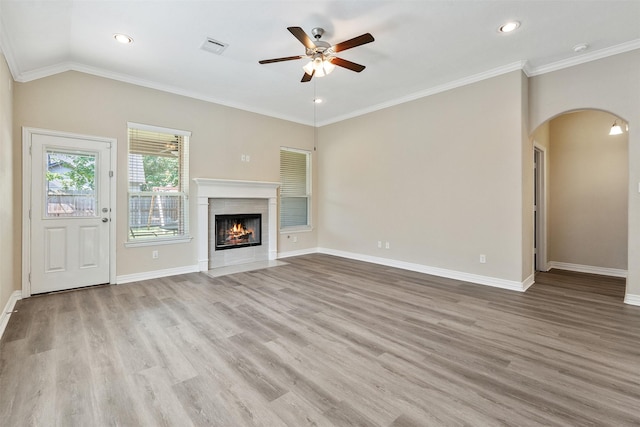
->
102, 218, 109, 223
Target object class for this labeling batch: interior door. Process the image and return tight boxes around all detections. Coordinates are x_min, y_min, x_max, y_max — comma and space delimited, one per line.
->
29, 132, 112, 294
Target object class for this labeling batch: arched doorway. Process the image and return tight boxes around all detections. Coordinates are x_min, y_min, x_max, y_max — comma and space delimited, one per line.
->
531, 109, 629, 288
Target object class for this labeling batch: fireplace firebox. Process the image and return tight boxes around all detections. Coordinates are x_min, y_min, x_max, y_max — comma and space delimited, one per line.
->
215, 213, 262, 250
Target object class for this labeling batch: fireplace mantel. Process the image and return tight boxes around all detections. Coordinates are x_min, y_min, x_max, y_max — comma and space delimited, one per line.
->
194, 178, 280, 271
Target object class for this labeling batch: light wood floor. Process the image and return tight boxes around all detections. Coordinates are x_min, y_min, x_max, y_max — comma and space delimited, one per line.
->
1, 254, 639, 426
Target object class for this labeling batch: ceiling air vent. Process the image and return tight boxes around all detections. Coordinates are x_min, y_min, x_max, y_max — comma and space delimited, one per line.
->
201, 37, 228, 55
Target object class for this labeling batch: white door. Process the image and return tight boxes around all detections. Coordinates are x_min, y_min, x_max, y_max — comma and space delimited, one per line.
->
28, 132, 112, 294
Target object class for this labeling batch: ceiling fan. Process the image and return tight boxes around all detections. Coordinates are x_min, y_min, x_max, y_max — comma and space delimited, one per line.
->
259, 27, 374, 82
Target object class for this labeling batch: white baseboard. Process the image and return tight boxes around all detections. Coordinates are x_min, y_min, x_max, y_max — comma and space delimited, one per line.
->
277, 248, 318, 259
547, 261, 627, 278
317, 248, 531, 292
0, 290, 22, 340
522, 273, 536, 291
114, 249, 535, 293
116, 264, 200, 284
624, 293, 640, 306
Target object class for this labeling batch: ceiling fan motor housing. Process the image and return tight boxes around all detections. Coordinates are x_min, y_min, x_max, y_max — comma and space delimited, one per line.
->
311, 27, 325, 39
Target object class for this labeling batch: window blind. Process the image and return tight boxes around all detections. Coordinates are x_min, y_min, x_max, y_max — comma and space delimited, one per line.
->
280, 148, 310, 228
128, 125, 189, 240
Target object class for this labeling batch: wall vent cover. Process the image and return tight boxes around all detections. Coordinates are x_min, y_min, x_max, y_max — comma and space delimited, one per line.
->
201, 37, 228, 55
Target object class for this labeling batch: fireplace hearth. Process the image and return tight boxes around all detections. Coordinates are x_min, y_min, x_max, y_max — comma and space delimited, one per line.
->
215, 213, 262, 250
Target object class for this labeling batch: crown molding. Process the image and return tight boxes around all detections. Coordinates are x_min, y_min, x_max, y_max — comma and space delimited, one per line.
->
318, 61, 528, 126
5, 36, 640, 128
14, 61, 315, 126
526, 39, 640, 77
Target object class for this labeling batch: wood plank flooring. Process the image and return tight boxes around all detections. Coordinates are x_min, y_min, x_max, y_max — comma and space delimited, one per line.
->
1, 254, 639, 426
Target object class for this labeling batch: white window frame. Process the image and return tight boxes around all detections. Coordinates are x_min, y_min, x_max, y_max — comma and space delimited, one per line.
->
279, 147, 312, 232
125, 122, 192, 247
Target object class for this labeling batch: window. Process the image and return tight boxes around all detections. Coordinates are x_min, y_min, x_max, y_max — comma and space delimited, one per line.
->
128, 123, 190, 242
46, 150, 97, 217
280, 147, 311, 229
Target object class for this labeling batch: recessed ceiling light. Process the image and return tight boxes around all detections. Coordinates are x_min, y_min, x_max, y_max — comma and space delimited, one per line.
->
499, 21, 520, 33
313, 98, 323, 104
113, 33, 133, 44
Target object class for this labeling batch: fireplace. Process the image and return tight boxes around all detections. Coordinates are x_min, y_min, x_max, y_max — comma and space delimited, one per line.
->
194, 178, 280, 271
215, 213, 262, 250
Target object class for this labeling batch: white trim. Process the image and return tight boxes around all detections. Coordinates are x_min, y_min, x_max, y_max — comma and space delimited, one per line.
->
522, 273, 536, 291
533, 144, 548, 272
277, 248, 318, 259
5, 39, 639, 128
318, 61, 527, 126
317, 248, 531, 292
127, 122, 192, 137
547, 261, 627, 278
14, 62, 316, 126
279, 227, 313, 234
21, 129, 31, 298
124, 236, 192, 248
526, 39, 640, 77
624, 293, 640, 306
21, 127, 118, 298
0, 291, 22, 339
116, 264, 199, 284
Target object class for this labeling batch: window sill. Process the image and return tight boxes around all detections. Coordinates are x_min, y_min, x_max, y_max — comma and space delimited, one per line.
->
280, 226, 313, 234
125, 235, 192, 248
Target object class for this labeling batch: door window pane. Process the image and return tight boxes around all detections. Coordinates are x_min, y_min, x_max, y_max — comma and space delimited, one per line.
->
45, 151, 97, 217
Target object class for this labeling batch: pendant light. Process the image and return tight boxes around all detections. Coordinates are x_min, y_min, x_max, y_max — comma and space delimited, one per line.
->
609, 120, 623, 136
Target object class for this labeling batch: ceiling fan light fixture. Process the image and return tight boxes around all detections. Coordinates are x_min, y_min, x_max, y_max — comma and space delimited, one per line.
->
303, 56, 335, 77
302, 60, 314, 76
303, 56, 324, 75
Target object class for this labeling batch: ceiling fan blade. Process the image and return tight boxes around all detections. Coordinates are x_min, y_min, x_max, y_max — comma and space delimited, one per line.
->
259, 55, 304, 64
301, 70, 314, 82
332, 33, 374, 52
288, 27, 316, 50
331, 57, 366, 72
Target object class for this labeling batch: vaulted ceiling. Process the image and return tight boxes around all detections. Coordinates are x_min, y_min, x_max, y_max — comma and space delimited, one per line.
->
1, 1, 639, 125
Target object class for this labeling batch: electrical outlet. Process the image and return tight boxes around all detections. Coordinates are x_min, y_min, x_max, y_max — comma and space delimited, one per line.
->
377, 241, 382, 248
246, 155, 250, 162
385, 241, 390, 249
152, 250, 159, 259
479, 254, 486, 264
241, 154, 246, 162
293, 236, 298, 243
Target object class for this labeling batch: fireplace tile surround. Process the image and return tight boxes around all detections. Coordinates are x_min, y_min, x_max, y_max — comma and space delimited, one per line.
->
209, 199, 267, 268
194, 178, 279, 271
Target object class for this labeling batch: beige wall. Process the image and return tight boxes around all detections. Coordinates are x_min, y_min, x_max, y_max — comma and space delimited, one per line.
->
547, 111, 628, 270
0, 52, 17, 310
0, 52, 16, 310
7, 48, 640, 298
520, 72, 533, 280
529, 49, 640, 297
318, 71, 527, 283
13, 71, 316, 279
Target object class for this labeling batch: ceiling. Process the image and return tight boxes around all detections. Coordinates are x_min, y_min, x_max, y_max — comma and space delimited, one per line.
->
1, 1, 639, 126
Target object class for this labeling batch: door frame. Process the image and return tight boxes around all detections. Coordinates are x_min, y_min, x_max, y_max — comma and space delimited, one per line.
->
22, 127, 117, 297
533, 144, 548, 272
